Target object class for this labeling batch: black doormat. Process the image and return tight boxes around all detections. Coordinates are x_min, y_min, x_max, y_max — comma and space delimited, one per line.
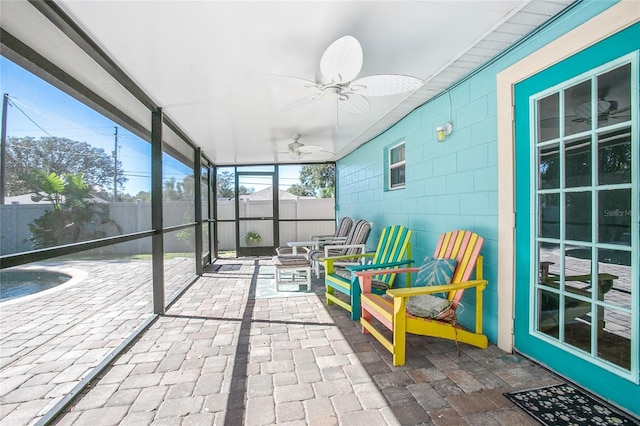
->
204, 264, 222, 273
504, 383, 639, 425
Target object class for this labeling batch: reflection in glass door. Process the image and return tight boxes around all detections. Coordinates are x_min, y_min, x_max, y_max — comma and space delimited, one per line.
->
533, 58, 636, 375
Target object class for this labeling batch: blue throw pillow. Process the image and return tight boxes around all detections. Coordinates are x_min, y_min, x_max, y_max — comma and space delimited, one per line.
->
415, 257, 457, 287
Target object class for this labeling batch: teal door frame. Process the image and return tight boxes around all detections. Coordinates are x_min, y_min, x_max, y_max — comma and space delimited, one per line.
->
513, 23, 639, 416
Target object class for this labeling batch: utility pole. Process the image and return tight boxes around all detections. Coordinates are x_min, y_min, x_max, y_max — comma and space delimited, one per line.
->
113, 126, 118, 202
1, 93, 9, 205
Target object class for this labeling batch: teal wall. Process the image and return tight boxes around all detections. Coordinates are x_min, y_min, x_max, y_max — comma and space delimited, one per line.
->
335, 0, 619, 343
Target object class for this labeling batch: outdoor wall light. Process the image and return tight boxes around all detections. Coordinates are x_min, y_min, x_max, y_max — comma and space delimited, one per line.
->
436, 122, 453, 142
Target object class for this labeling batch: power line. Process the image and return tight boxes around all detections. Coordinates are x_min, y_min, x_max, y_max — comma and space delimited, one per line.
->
7, 97, 141, 141
9, 129, 140, 140
7, 98, 53, 137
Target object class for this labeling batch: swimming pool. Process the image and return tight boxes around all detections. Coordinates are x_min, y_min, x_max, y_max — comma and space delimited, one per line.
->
0, 270, 72, 301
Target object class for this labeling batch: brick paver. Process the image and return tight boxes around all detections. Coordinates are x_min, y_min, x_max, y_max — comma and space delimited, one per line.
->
1, 258, 567, 425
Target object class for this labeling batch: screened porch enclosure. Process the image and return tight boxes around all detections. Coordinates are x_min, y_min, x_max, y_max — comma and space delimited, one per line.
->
0, 52, 336, 424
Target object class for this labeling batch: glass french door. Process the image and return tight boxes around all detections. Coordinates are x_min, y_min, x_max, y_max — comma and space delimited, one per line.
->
514, 26, 639, 417
534, 59, 636, 372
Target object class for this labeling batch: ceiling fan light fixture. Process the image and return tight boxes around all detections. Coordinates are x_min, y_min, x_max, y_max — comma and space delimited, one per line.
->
436, 122, 453, 142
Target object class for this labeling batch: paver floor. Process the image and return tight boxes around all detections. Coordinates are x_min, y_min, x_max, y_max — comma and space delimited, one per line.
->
0, 257, 192, 425
3, 258, 564, 425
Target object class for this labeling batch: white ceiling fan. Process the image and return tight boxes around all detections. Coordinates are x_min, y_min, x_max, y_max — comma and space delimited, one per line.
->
567, 98, 631, 133
254, 35, 424, 115
278, 134, 326, 158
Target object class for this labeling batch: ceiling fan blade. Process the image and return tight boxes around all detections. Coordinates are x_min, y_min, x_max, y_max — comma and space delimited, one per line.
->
320, 35, 363, 83
297, 144, 323, 153
338, 93, 369, 115
280, 93, 324, 112
609, 105, 631, 117
246, 72, 316, 89
352, 74, 423, 96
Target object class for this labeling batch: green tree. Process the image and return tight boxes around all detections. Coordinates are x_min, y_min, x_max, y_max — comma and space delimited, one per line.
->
133, 191, 152, 202
216, 171, 254, 198
21, 170, 121, 248
5, 136, 127, 199
163, 177, 184, 201
287, 164, 335, 198
287, 184, 315, 197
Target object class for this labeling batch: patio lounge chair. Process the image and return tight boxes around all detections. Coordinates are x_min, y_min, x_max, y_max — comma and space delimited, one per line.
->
275, 216, 353, 256
323, 224, 412, 320
356, 230, 487, 366
307, 219, 371, 278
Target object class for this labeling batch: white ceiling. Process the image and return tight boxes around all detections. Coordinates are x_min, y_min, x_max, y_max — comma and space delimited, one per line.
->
5, 1, 575, 165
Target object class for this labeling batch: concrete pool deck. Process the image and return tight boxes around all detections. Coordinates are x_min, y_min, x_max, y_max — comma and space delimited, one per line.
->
1, 257, 562, 425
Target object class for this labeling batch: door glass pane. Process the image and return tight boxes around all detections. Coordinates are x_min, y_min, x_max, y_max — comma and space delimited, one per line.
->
539, 194, 560, 239
598, 189, 631, 245
564, 244, 592, 279
538, 142, 560, 189
598, 127, 632, 185
537, 92, 559, 142
564, 137, 591, 187
597, 63, 631, 128
565, 192, 591, 242
597, 249, 631, 310
565, 80, 591, 136
563, 294, 592, 354
597, 307, 631, 370
538, 242, 561, 284
538, 288, 560, 338
538, 243, 561, 340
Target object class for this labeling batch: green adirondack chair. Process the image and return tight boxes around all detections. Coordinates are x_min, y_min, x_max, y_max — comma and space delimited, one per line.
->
323, 224, 413, 320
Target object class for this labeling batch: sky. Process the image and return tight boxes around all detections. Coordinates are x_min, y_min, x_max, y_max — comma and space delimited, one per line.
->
0, 56, 155, 196
0, 56, 304, 196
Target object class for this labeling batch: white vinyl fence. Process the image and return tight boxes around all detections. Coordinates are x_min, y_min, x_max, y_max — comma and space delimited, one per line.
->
216, 198, 336, 249
1, 198, 336, 255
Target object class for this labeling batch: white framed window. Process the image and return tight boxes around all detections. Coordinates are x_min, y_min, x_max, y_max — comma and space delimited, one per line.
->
388, 142, 405, 190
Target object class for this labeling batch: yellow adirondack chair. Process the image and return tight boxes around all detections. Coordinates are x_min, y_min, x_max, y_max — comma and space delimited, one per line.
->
323, 225, 413, 320
356, 230, 487, 366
